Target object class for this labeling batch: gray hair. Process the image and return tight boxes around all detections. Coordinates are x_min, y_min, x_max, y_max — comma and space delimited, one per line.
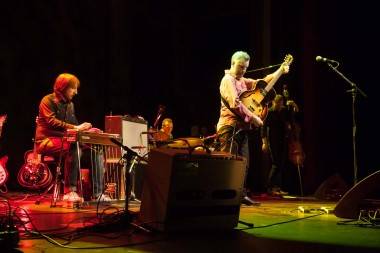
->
231, 51, 250, 65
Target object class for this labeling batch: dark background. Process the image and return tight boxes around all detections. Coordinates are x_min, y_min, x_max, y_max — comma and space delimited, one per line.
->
0, 0, 378, 194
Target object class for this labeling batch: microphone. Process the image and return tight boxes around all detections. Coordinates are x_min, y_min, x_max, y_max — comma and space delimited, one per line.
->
316, 56, 338, 63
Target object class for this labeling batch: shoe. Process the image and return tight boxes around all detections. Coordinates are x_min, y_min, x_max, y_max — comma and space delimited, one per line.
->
97, 193, 112, 202
278, 190, 289, 195
241, 196, 261, 206
63, 191, 83, 202
268, 188, 288, 197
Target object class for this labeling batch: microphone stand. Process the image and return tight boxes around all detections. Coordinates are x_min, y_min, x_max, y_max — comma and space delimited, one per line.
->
326, 63, 367, 185
153, 105, 165, 130
246, 63, 282, 73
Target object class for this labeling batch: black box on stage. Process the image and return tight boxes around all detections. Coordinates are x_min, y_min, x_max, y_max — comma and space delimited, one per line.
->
139, 148, 247, 231
105, 115, 149, 157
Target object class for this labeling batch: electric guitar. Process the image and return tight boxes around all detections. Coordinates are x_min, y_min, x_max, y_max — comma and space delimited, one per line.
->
0, 115, 8, 188
239, 54, 293, 119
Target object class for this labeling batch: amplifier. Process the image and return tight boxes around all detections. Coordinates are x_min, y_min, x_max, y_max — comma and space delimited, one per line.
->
139, 148, 247, 231
105, 115, 149, 157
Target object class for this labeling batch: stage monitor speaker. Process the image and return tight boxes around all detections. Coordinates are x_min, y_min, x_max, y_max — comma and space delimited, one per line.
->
314, 173, 349, 200
139, 148, 247, 231
334, 170, 380, 219
105, 115, 148, 157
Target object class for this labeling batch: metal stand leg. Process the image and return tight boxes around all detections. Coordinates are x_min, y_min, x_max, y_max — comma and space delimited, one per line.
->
33, 162, 62, 206
76, 141, 83, 202
34, 178, 55, 205
128, 156, 140, 202
50, 165, 62, 207
296, 162, 304, 198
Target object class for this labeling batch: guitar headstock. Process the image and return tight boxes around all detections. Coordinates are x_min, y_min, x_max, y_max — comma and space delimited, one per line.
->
283, 54, 293, 66
279, 54, 293, 73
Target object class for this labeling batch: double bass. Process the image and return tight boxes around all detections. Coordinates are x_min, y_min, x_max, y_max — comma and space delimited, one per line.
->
283, 85, 305, 167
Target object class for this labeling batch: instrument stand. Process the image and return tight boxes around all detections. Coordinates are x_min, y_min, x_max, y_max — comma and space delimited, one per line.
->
326, 62, 367, 185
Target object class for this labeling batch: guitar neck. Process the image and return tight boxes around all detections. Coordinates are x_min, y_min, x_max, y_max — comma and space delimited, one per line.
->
33, 141, 38, 158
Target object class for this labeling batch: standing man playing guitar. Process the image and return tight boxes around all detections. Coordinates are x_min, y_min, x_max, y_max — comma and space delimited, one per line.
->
216, 50, 290, 205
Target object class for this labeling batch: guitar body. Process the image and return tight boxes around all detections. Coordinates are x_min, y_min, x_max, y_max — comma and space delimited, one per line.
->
18, 149, 53, 190
0, 156, 9, 187
18, 115, 53, 190
240, 80, 277, 119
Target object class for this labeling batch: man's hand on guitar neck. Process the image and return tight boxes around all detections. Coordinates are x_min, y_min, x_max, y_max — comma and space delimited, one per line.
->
282, 65, 290, 74
270, 64, 290, 79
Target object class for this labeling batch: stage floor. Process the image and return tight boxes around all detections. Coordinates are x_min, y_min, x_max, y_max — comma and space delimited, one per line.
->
1, 191, 380, 253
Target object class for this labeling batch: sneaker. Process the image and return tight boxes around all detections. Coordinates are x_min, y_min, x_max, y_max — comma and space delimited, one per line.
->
97, 193, 112, 202
63, 191, 83, 202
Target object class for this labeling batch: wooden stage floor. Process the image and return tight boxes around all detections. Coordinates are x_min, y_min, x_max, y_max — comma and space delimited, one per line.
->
1, 191, 380, 253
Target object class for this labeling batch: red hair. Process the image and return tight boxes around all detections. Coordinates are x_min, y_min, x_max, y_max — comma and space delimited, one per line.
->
53, 73, 80, 101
